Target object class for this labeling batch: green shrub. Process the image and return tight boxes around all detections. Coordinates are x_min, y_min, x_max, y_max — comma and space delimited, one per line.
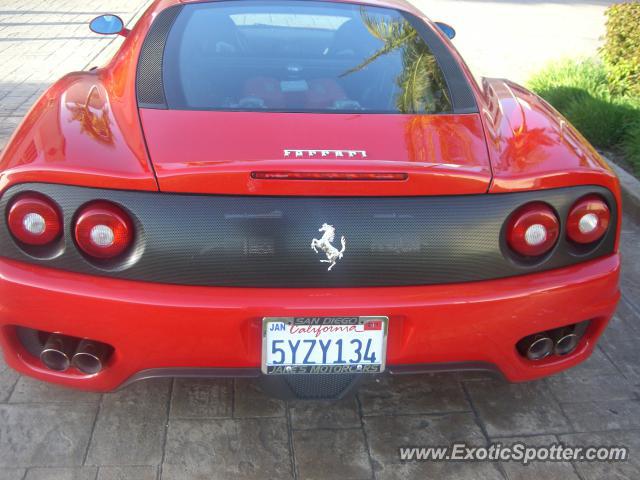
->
527, 58, 640, 174
623, 116, 640, 174
527, 59, 633, 148
601, 2, 640, 96
561, 95, 629, 148
527, 59, 610, 109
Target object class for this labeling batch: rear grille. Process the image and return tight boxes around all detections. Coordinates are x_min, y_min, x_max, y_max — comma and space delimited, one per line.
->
0, 183, 617, 288
284, 374, 358, 400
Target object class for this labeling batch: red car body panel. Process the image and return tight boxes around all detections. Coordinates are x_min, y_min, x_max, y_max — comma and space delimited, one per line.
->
0, 0, 622, 393
0, 73, 157, 193
480, 78, 619, 194
0, 254, 620, 390
140, 110, 492, 195
0, 13, 158, 193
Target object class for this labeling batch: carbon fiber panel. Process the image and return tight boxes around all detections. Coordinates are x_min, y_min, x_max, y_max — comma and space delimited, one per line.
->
0, 184, 617, 287
136, 5, 181, 108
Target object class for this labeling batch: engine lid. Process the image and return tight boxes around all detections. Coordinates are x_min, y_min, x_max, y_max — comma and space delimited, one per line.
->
139, 110, 492, 196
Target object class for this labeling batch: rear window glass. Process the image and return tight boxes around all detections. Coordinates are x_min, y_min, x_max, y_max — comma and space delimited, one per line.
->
163, 1, 452, 114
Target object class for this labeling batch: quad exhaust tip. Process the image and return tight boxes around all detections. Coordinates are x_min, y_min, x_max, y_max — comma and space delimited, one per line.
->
71, 339, 111, 375
520, 334, 554, 361
517, 323, 584, 361
40, 334, 78, 371
553, 330, 580, 356
39, 333, 111, 374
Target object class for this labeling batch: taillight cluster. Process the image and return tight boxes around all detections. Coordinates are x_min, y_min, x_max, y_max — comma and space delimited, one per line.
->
8, 193, 62, 245
506, 202, 559, 257
566, 195, 610, 244
506, 194, 611, 259
7, 193, 133, 260
75, 201, 133, 258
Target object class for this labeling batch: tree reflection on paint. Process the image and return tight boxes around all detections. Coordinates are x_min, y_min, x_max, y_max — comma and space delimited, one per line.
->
66, 85, 115, 146
342, 8, 452, 114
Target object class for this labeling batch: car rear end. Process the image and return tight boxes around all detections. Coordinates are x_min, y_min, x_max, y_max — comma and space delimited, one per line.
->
0, 0, 621, 399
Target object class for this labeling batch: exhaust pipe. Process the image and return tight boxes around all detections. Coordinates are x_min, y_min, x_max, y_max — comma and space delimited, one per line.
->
40, 334, 78, 371
552, 327, 579, 356
518, 333, 554, 361
71, 339, 111, 374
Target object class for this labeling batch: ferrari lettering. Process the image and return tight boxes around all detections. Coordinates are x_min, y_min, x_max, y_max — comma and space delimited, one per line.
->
283, 149, 367, 159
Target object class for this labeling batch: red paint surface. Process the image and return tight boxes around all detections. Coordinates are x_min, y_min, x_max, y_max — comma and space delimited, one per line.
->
479, 79, 619, 194
140, 110, 492, 195
0, 254, 620, 390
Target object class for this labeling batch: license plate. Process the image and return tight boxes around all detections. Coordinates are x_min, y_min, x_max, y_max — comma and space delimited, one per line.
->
262, 316, 388, 375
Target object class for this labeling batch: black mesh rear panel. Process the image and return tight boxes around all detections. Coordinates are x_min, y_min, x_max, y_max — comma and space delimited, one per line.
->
136, 5, 181, 107
0, 184, 617, 288
284, 374, 358, 399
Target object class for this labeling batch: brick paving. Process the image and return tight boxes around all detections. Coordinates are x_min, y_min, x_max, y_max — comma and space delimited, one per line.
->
0, 1, 639, 479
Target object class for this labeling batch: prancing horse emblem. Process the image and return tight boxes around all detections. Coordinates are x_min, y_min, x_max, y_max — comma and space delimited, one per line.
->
311, 223, 346, 271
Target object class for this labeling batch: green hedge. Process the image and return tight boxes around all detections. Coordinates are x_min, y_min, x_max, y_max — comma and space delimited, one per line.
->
625, 104, 640, 172
528, 60, 634, 147
527, 59, 640, 175
601, 2, 640, 96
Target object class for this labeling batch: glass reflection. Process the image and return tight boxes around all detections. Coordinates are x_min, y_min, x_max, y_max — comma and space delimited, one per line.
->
163, 1, 453, 114
342, 9, 451, 114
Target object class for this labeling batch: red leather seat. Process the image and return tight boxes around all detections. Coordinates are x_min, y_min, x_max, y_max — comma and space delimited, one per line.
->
305, 79, 347, 109
243, 77, 285, 108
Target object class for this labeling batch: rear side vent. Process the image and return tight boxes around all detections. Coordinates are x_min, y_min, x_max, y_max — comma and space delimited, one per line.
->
136, 5, 182, 108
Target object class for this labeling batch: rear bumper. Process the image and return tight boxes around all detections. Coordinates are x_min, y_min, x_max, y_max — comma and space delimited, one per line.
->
0, 254, 620, 392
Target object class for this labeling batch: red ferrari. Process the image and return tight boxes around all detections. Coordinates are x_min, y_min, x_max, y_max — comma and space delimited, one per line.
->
0, 0, 621, 399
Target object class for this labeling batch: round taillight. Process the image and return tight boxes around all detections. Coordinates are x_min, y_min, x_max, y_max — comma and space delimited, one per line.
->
567, 195, 610, 244
506, 202, 559, 257
74, 202, 133, 259
7, 193, 61, 245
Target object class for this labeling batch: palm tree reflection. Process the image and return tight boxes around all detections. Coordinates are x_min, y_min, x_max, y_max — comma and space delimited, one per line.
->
341, 9, 451, 114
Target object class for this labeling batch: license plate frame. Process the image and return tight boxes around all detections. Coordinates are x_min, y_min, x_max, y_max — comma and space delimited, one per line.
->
261, 316, 388, 375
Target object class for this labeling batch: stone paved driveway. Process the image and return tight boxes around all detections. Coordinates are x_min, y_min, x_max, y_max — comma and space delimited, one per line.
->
1, 1, 639, 479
